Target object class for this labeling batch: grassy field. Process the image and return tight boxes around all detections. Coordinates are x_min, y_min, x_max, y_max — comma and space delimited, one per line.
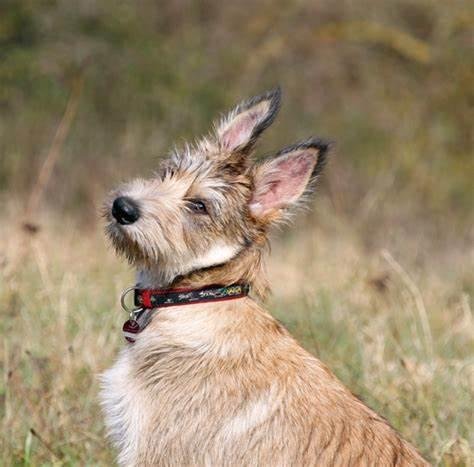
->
1, 0, 473, 465
1, 199, 472, 465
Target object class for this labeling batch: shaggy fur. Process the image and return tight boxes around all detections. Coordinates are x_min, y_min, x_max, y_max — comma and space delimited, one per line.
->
101, 88, 429, 466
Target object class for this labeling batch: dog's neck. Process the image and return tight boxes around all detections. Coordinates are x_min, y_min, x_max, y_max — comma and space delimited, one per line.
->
136, 245, 269, 300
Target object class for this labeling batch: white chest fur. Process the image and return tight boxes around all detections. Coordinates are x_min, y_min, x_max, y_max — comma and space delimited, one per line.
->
100, 349, 149, 467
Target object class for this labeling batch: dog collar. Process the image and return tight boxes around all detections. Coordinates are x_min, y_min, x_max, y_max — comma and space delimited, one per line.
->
121, 284, 250, 343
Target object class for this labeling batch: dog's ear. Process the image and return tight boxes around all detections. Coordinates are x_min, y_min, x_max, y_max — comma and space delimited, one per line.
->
215, 87, 281, 154
249, 138, 330, 221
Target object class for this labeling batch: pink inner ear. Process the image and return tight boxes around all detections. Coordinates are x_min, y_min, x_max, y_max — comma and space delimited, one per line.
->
250, 152, 316, 216
221, 111, 260, 151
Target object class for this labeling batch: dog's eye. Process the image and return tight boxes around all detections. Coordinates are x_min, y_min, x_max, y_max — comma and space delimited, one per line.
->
187, 199, 208, 214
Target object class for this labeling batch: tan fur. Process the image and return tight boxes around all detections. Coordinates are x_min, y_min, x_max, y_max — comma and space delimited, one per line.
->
101, 89, 429, 466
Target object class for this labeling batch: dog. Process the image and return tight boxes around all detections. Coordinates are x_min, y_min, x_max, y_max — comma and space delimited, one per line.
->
101, 88, 429, 466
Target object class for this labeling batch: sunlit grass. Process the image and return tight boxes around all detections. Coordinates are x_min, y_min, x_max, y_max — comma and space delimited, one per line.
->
0, 1, 472, 465
1, 207, 472, 465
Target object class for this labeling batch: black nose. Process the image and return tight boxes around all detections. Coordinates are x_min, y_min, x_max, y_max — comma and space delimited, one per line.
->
112, 196, 140, 225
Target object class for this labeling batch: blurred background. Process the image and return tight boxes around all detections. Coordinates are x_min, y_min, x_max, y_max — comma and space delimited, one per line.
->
1, 1, 472, 465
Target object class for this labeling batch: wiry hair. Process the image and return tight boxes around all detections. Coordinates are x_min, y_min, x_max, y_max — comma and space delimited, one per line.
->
101, 91, 429, 467
103, 88, 331, 298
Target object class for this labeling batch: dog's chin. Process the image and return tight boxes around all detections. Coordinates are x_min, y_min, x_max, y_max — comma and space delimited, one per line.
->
106, 222, 147, 265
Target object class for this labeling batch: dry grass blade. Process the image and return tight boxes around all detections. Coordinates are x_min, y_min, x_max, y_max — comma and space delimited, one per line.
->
29, 428, 63, 461
381, 249, 434, 359
23, 76, 84, 231
4, 77, 84, 279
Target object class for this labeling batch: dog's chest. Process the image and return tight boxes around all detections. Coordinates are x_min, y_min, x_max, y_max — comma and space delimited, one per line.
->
100, 349, 150, 466
99, 305, 288, 465
100, 342, 222, 465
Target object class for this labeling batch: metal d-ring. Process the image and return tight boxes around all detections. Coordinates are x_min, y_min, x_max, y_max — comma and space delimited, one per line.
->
120, 286, 142, 319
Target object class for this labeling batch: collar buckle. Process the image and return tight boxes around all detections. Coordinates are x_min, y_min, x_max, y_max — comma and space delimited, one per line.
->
120, 286, 143, 320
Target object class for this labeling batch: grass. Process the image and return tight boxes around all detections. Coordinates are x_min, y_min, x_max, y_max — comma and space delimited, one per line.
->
0, 2, 472, 464
0, 202, 472, 466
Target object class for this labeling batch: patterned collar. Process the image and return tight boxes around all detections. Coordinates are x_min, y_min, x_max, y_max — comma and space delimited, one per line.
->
121, 284, 250, 343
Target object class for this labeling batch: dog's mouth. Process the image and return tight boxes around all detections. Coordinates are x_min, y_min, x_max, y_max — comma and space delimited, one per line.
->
105, 221, 147, 264
104, 212, 169, 267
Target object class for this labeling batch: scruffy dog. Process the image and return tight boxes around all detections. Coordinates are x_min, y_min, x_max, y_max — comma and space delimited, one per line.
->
101, 89, 428, 466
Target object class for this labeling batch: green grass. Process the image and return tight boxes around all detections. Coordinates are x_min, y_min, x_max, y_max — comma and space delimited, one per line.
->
0, 1, 472, 464
0, 208, 472, 466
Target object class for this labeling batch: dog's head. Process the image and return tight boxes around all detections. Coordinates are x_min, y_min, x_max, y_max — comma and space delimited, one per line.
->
104, 88, 329, 285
